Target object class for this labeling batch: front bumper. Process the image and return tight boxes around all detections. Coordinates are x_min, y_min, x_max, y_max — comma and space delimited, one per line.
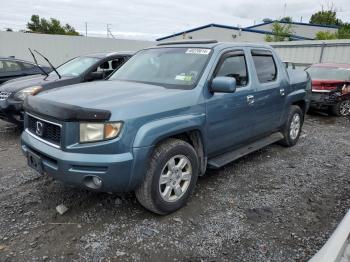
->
0, 99, 24, 125
21, 131, 152, 193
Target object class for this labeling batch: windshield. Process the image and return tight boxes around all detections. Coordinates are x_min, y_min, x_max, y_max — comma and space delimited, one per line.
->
51, 57, 99, 77
306, 66, 350, 81
109, 47, 211, 88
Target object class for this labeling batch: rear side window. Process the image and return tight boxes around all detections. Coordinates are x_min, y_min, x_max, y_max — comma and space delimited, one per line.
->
215, 53, 248, 86
0, 60, 5, 73
5, 61, 21, 72
22, 63, 35, 69
252, 50, 277, 83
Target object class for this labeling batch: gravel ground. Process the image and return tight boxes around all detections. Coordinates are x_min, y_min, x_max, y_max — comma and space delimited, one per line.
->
0, 113, 349, 262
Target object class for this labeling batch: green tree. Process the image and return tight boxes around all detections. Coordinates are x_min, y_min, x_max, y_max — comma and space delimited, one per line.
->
338, 23, 350, 39
309, 10, 342, 26
265, 22, 293, 42
315, 31, 338, 40
27, 15, 79, 36
263, 18, 273, 23
280, 16, 293, 23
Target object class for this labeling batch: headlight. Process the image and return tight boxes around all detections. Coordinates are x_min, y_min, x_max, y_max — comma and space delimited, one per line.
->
79, 122, 122, 143
14, 86, 42, 100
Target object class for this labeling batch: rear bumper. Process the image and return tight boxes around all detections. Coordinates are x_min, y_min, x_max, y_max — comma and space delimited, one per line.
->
310, 91, 347, 108
0, 99, 24, 125
21, 131, 152, 193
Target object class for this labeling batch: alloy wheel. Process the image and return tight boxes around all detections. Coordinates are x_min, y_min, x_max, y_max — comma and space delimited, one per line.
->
159, 155, 192, 202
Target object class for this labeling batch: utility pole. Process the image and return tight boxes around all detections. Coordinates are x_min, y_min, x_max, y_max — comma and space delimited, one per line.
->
107, 24, 111, 38
106, 24, 116, 39
283, 2, 287, 18
85, 22, 87, 37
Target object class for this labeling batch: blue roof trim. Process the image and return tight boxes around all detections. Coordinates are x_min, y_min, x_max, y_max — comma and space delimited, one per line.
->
156, 23, 314, 41
245, 28, 313, 40
245, 21, 339, 29
156, 23, 240, 41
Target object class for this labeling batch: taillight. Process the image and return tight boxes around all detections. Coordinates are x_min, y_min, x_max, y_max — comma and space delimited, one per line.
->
312, 83, 338, 92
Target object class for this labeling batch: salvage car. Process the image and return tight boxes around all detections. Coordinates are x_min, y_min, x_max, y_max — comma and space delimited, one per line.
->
306, 63, 350, 116
0, 51, 133, 125
21, 40, 311, 214
0, 57, 51, 84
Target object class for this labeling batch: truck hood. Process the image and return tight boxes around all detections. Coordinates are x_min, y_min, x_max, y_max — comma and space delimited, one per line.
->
0, 74, 74, 93
28, 80, 197, 120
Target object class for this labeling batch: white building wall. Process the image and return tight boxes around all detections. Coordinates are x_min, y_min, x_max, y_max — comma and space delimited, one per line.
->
250, 23, 338, 39
270, 39, 350, 64
158, 26, 267, 43
0, 31, 154, 65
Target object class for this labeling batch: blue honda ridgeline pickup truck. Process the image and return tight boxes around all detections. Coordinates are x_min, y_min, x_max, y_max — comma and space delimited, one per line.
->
21, 40, 311, 214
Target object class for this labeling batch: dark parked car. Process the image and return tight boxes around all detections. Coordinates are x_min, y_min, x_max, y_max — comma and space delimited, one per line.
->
21, 40, 311, 214
0, 51, 133, 125
0, 57, 51, 84
306, 63, 350, 116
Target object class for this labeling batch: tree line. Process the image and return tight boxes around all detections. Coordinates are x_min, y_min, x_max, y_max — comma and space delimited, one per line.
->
265, 8, 350, 42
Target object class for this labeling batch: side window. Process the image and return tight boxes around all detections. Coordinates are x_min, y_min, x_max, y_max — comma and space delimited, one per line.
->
4, 61, 21, 72
0, 61, 5, 73
251, 50, 277, 83
22, 63, 35, 70
96, 61, 111, 72
93, 58, 127, 78
215, 53, 248, 87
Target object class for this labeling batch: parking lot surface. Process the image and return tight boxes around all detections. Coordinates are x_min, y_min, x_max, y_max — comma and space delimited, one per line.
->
0, 114, 349, 261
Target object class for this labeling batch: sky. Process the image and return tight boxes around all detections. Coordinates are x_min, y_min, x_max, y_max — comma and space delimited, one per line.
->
1, 0, 350, 40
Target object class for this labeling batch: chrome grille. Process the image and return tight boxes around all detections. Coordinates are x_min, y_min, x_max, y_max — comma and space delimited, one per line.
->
26, 114, 62, 148
0, 91, 11, 101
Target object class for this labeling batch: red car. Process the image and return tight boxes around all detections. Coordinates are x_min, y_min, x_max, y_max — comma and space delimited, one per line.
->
306, 63, 350, 116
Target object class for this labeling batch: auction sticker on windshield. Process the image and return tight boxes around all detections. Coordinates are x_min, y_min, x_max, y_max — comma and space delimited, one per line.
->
185, 49, 211, 55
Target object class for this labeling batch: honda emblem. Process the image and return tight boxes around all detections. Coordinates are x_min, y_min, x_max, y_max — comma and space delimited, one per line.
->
35, 121, 44, 136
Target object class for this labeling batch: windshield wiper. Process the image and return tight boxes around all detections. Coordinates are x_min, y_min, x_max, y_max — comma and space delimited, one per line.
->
34, 49, 61, 79
28, 48, 49, 77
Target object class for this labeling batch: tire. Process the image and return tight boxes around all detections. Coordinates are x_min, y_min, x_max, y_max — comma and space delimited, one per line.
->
135, 138, 199, 215
279, 105, 303, 147
330, 100, 350, 117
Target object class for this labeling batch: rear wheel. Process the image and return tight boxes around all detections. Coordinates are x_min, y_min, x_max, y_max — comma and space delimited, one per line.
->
330, 100, 350, 117
280, 105, 303, 147
135, 138, 199, 215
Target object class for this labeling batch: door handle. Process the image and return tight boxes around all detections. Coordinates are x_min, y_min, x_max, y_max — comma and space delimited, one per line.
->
247, 95, 255, 105
280, 88, 285, 96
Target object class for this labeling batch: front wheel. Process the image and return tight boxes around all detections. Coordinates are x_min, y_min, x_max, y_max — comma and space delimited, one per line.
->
135, 138, 199, 215
330, 100, 350, 117
280, 105, 303, 147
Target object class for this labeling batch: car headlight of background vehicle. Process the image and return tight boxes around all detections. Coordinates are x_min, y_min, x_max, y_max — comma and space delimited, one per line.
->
79, 122, 123, 143
14, 86, 42, 101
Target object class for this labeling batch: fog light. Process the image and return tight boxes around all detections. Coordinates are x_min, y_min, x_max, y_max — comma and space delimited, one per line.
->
92, 176, 102, 187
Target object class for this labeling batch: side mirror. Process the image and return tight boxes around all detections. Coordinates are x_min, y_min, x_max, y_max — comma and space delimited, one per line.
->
210, 76, 237, 93
85, 71, 104, 81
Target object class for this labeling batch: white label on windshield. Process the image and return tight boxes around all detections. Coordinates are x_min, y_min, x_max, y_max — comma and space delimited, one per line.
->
186, 48, 211, 55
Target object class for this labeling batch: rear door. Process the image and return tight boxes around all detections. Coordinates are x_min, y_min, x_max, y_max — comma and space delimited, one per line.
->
250, 49, 286, 135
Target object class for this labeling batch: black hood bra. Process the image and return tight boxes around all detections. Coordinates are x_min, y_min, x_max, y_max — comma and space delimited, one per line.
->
24, 95, 111, 122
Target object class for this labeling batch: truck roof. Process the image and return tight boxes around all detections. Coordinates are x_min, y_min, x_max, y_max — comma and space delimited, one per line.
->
83, 51, 135, 58
155, 39, 273, 50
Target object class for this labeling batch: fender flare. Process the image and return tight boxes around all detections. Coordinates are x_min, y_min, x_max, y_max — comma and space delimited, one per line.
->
280, 89, 308, 124
133, 113, 206, 148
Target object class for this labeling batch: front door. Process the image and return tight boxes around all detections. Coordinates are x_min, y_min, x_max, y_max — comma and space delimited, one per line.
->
206, 50, 256, 157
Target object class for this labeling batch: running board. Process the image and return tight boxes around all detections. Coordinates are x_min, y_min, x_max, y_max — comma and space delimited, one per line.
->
208, 132, 284, 169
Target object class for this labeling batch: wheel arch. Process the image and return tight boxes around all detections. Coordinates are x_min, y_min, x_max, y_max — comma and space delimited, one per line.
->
132, 114, 207, 175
